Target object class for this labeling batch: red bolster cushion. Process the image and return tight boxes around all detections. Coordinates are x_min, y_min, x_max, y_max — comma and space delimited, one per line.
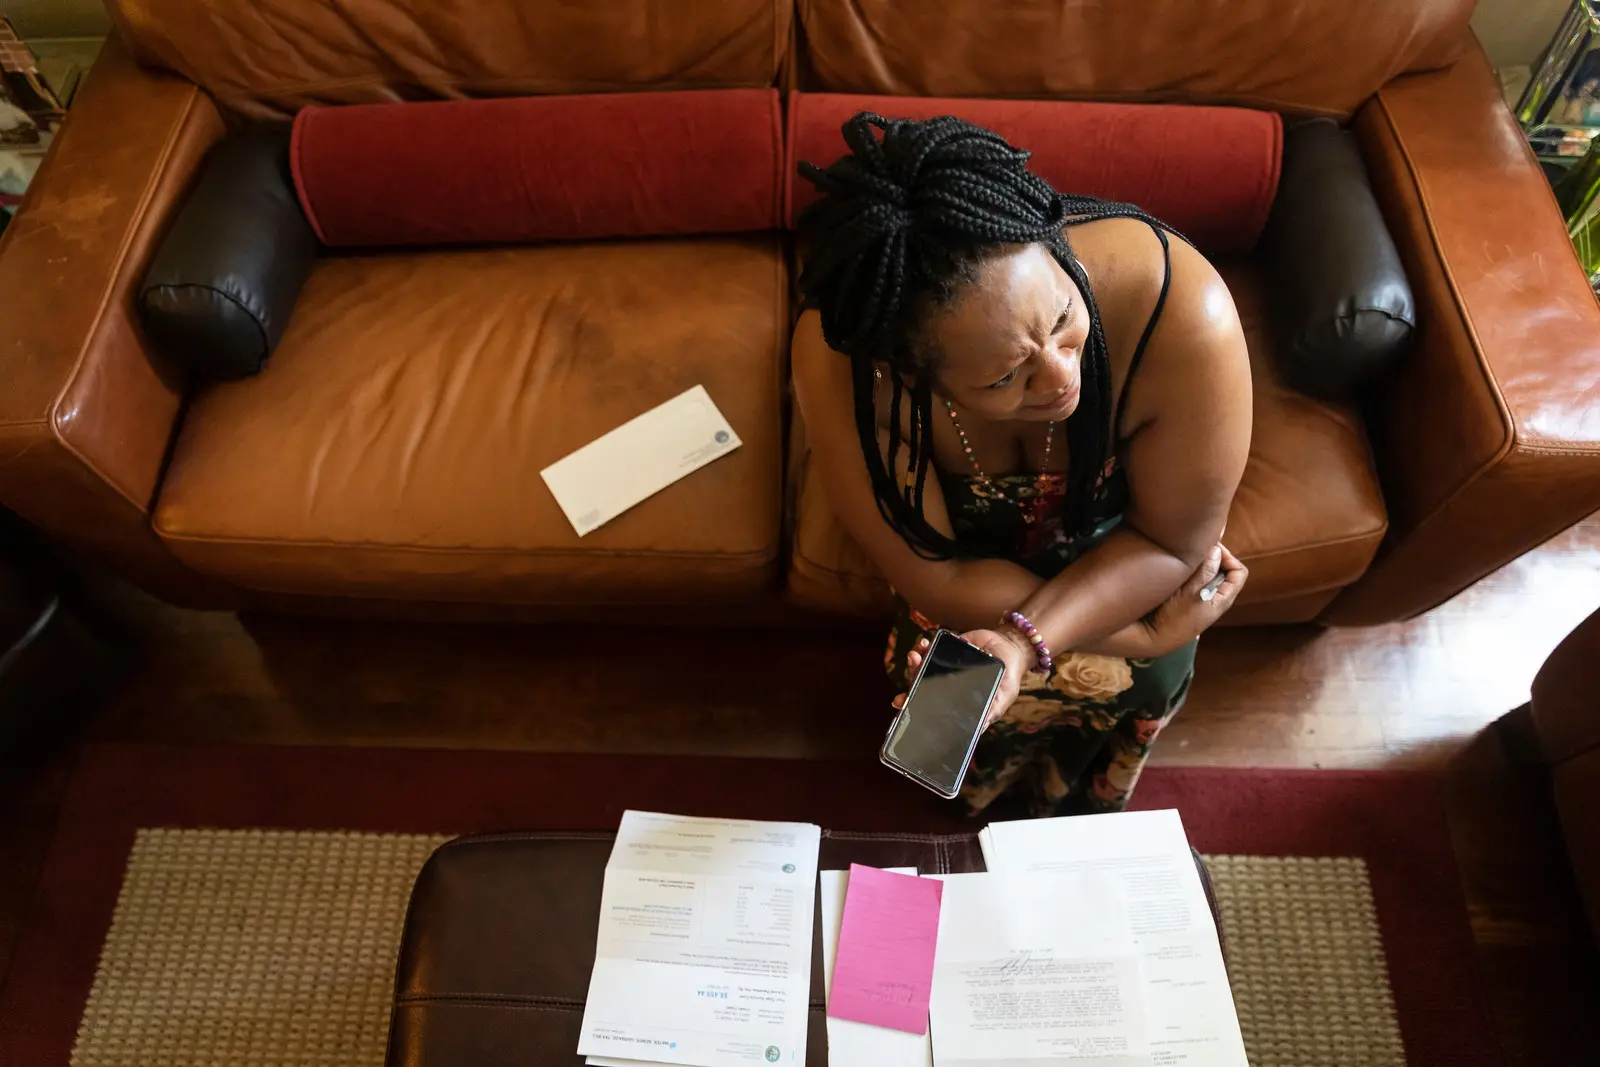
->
786, 93, 1281, 255
291, 90, 784, 247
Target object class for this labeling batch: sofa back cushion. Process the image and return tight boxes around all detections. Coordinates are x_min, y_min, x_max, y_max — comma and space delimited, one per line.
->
787, 93, 1281, 256
108, 0, 792, 122
797, 0, 1472, 118
292, 91, 784, 247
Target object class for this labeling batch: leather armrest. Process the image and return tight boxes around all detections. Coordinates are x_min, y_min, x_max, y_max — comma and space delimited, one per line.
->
0, 37, 231, 599
1323, 41, 1600, 625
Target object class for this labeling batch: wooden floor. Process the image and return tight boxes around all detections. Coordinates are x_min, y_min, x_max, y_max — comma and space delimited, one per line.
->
3, 511, 1599, 1065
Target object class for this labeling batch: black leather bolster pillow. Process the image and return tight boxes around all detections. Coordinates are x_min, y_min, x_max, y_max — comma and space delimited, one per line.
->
139, 129, 316, 380
1260, 119, 1414, 400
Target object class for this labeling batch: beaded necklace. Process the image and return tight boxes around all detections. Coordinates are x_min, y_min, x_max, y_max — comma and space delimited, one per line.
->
942, 400, 1056, 482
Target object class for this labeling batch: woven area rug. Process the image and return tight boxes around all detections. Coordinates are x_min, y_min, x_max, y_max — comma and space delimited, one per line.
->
0, 744, 1499, 1067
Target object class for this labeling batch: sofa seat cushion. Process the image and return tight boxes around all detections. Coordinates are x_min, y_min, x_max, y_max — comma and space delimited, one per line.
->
153, 238, 786, 604
786, 259, 1388, 622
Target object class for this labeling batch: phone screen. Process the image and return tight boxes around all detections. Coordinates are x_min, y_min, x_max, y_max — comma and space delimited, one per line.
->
882, 631, 1006, 798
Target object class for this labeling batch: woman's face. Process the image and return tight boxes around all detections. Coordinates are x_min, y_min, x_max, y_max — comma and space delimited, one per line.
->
920, 243, 1088, 423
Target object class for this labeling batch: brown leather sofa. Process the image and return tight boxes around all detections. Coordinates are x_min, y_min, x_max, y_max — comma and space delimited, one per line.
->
1, 0, 1597, 627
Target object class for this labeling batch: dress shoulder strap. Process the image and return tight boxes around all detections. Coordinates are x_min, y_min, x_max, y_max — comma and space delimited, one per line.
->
1112, 225, 1172, 440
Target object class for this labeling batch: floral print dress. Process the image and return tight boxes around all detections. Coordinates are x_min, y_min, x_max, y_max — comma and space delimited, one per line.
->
883, 460, 1197, 818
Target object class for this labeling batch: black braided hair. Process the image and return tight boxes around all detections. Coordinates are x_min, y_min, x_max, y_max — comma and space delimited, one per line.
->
798, 112, 1172, 560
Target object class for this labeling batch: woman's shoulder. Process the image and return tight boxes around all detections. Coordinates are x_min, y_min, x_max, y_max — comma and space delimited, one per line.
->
792, 309, 874, 426
1069, 218, 1243, 435
793, 309, 908, 437
1070, 214, 1221, 277
1069, 219, 1164, 330
792, 308, 827, 356
1070, 218, 1233, 353
792, 309, 848, 398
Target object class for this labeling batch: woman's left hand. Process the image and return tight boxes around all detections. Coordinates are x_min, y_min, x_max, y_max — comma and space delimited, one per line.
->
1140, 543, 1248, 654
892, 628, 1035, 730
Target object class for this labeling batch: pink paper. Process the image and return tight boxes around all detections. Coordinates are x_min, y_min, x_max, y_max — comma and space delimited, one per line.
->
827, 863, 943, 1035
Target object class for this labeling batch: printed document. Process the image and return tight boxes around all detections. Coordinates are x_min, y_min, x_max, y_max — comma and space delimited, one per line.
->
820, 867, 935, 1067
541, 385, 742, 536
578, 811, 820, 1067
930, 871, 1151, 1067
979, 811, 1247, 1067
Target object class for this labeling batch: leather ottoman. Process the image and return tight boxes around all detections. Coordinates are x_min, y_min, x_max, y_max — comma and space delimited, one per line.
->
385, 831, 1222, 1067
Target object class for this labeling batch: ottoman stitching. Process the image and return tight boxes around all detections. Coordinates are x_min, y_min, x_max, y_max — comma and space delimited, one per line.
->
432, 830, 615, 852
396, 993, 585, 1009
821, 830, 972, 843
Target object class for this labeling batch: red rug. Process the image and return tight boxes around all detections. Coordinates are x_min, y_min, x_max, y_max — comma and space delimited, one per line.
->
0, 743, 1499, 1067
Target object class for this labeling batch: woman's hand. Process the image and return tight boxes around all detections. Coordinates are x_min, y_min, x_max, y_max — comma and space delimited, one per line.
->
1093, 543, 1248, 658
892, 628, 1035, 730
1152, 543, 1247, 648
890, 545, 1245, 724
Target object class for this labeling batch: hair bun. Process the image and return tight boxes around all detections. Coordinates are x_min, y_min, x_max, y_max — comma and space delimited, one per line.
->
795, 111, 1173, 561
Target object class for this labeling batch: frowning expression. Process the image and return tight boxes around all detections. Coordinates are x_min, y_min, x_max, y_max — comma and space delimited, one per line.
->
919, 243, 1088, 423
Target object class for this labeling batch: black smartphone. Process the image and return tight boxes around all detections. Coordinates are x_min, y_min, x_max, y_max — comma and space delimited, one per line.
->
880, 629, 1006, 799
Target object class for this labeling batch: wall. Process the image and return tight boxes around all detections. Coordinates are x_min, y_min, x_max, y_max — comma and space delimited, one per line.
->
1473, 0, 1573, 69
4, 0, 109, 38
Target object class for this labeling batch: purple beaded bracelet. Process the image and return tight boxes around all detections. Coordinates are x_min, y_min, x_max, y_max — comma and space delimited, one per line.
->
1001, 610, 1054, 675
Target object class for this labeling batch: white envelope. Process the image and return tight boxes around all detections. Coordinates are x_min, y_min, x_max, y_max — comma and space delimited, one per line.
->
541, 385, 742, 536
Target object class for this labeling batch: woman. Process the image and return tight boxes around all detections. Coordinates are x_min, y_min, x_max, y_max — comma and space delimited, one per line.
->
793, 114, 1252, 817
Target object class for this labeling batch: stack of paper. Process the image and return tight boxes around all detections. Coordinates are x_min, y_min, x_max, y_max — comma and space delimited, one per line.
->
576, 808, 1242, 1067
578, 811, 821, 1067
979, 810, 1248, 1067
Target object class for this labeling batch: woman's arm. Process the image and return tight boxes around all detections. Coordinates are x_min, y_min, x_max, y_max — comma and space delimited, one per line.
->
1079, 544, 1249, 657
895, 544, 1249, 726
1007, 241, 1253, 654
